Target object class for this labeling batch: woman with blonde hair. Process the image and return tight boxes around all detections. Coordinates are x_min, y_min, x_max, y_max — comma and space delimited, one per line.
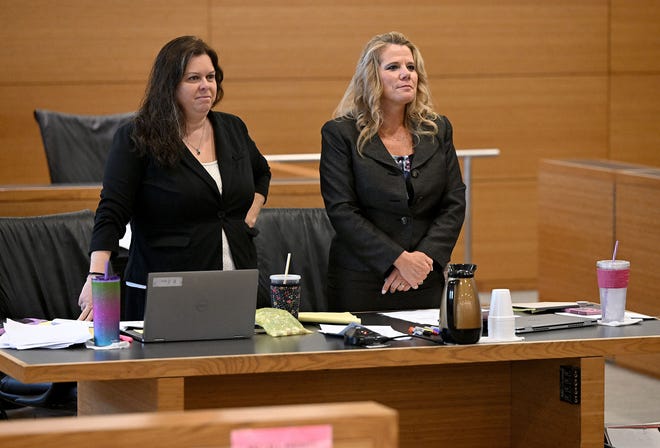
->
320, 31, 465, 312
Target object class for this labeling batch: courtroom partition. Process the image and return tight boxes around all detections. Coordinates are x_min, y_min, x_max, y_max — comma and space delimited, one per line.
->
0, 401, 398, 448
0, 185, 101, 217
538, 159, 660, 378
0, 182, 324, 217
537, 159, 646, 301
613, 168, 660, 377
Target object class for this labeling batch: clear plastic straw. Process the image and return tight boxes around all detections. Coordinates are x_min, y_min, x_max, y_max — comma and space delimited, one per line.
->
602, 240, 619, 310
283, 253, 291, 285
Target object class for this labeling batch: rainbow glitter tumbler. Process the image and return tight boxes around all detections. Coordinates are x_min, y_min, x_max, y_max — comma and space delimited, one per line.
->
92, 275, 121, 346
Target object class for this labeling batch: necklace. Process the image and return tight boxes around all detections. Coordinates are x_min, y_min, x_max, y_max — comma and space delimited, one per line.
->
184, 121, 206, 156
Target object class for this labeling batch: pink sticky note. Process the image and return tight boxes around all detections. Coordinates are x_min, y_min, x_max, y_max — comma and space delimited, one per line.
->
230, 424, 332, 448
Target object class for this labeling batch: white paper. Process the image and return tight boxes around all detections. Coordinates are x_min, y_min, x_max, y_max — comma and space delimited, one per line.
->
607, 426, 660, 448
479, 335, 524, 344
120, 320, 144, 330
318, 324, 408, 339
378, 309, 440, 326
556, 311, 654, 321
597, 318, 643, 327
0, 319, 91, 350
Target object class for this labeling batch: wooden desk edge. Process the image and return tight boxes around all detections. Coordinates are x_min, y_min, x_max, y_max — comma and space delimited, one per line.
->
2, 333, 659, 383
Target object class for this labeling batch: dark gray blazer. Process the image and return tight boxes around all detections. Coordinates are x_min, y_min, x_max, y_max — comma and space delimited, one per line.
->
320, 115, 466, 276
90, 111, 271, 286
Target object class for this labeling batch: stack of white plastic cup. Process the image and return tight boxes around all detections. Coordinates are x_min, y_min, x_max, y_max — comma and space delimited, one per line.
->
488, 289, 516, 340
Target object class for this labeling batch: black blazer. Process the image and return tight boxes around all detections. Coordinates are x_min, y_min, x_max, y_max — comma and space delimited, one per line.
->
90, 111, 271, 286
320, 116, 466, 275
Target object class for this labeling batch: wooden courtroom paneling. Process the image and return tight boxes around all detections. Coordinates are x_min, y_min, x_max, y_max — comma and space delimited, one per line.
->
211, 0, 607, 78
1, 1, 656, 297
614, 169, 660, 378
0, 401, 398, 448
185, 364, 510, 447
434, 75, 609, 179
615, 170, 660, 317
609, 75, 660, 166
470, 179, 537, 290
222, 76, 610, 177
511, 357, 604, 447
611, 0, 660, 72
0, 183, 323, 217
537, 160, 622, 301
609, 0, 660, 168
0, 185, 101, 217
220, 80, 344, 154
0, 0, 208, 84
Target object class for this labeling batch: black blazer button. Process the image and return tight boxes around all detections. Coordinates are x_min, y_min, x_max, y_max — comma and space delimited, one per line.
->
401, 217, 409, 225
411, 169, 419, 178
217, 211, 225, 219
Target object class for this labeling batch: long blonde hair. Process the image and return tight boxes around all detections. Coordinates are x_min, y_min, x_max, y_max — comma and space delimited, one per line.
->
333, 31, 438, 155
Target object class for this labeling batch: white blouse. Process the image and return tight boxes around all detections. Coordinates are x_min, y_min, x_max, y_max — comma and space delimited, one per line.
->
201, 160, 236, 271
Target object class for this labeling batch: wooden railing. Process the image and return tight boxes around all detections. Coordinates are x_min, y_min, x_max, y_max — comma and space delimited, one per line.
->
265, 148, 501, 263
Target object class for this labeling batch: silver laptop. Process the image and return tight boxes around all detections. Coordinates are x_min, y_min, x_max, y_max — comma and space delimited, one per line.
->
514, 313, 597, 334
122, 269, 259, 342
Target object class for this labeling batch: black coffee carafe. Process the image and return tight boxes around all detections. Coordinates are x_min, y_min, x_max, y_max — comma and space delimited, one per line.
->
439, 263, 482, 344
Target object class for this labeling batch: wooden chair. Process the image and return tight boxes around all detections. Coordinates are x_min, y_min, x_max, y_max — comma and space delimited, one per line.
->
0, 401, 398, 448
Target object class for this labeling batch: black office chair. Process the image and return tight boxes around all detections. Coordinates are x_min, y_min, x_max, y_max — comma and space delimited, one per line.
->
254, 208, 335, 312
34, 109, 134, 183
0, 210, 95, 418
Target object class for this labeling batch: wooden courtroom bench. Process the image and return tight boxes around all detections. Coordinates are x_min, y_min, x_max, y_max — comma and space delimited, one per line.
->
0, 401, 398, 448
0, 181, 322, 218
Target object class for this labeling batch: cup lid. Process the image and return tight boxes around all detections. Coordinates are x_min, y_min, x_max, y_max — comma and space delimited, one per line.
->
596, 260, 630, 269
270, 274, 301, 282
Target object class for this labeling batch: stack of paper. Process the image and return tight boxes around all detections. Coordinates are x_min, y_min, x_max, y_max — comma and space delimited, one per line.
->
512, 302, 579, 313
0, 319, 91, 349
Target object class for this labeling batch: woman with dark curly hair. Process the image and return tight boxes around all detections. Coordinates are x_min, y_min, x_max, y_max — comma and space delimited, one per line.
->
320, 31, 465, 312
78, 36, 271, 320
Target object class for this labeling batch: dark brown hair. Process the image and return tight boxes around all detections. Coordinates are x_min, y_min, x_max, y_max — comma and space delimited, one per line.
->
133, 36, 224, 166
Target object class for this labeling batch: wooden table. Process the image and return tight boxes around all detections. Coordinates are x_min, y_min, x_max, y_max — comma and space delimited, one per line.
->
2, 314, 659, 448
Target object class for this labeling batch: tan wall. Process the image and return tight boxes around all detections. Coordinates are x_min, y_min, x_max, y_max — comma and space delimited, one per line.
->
0, 0, 658, 290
